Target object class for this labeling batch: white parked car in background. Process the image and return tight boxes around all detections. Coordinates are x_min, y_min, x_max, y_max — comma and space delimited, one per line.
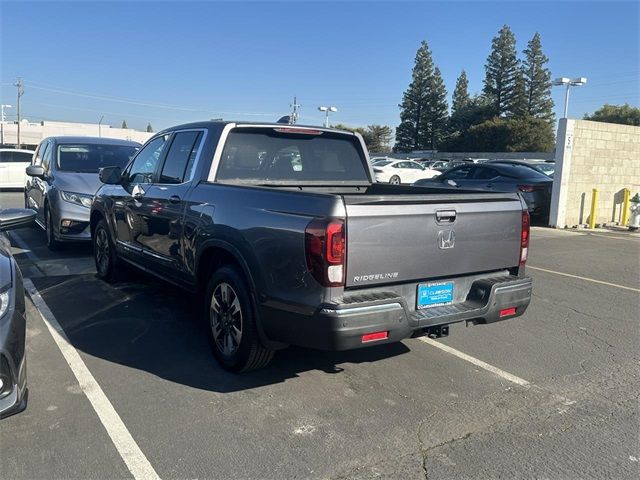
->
0, 149, 33, 189
372, 159, 440, 184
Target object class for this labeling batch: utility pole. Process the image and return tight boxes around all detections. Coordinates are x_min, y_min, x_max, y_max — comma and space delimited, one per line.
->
14, 78, 24, 148
98, 115, 104, 137
290, 96, 301, 125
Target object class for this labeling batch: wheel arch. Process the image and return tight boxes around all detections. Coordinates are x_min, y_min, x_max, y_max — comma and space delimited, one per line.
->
196, 240, 285, 350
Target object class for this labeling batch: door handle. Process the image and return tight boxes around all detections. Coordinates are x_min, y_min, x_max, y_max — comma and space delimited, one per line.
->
168, 195, 181, 204
132, 184, 145, 198
486, 183, 494, 188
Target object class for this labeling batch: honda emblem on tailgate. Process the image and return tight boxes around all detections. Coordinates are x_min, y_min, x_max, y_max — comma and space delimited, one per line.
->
437, 229, 455, 249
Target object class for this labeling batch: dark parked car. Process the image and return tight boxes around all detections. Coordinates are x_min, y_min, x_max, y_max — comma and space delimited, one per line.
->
91, 121, 532, 372
0, 208, 36, 419
415, 162, 553, 219
25, 137, 140, 250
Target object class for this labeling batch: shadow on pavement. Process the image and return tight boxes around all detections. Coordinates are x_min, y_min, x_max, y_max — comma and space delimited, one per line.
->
30, 271, 410, 393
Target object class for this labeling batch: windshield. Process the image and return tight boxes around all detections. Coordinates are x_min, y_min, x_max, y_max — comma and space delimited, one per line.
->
217, 129, 369, 184
57, 144, 139, 173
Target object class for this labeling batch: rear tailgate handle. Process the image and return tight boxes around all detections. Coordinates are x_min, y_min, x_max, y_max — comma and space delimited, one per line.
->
436, 210, 456, 224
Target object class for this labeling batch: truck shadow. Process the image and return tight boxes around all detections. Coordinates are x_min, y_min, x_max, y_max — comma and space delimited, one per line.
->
29, 271, 410, 393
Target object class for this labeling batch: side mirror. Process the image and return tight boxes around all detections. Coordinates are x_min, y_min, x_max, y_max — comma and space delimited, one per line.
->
26, 165, 45, 179
446, 179, 458, 187
0, 208, 36, 232
99, 166, 123, 185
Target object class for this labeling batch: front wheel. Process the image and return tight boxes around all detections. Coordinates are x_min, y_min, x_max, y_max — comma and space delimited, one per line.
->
93, 219, 119, 282
205, 266, 274, 372
389, 175, 401, 185
45, 207, 61, 251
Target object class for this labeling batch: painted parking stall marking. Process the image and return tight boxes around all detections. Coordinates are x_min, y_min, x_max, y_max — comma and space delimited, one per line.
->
528, 265, 640, 292
23, 279, 160, 480
418, 337, 531, 387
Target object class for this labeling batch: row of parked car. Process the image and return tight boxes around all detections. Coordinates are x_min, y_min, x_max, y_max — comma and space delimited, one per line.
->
369, 156, 554, 221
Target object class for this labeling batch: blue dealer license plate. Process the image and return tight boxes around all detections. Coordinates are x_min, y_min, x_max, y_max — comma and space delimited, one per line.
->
417, 282, 454, 309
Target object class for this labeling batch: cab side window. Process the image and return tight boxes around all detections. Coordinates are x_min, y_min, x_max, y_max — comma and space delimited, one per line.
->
126, 135, 169, 185
159, 131, 203, 184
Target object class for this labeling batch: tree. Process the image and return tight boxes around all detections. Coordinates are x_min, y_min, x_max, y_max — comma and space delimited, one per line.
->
365, 125, 394, 152
512, 68, 529, 118
333, 123, 394, 153
444, 95, 495, 150
451, 70, 470, 115
146, 122, 154, 133
121, 120, 128, 129
395, 40, 449, 152
454, 117, 555, 152
522, 32, 554, 123
584, 104, 640, 126
425, 67, 449, 149
483, 25, 520, 117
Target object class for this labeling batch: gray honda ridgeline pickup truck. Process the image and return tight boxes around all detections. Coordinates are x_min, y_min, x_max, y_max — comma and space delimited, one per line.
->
90, 122, 532, 372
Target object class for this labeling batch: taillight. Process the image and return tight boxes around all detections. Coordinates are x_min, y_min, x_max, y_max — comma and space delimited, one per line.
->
305, 218, 345, 287
520, 211, 530, 266
518, 184, 544, 193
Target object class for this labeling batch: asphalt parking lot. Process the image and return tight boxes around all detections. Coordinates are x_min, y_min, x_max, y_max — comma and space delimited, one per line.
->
1, 190, 638, 479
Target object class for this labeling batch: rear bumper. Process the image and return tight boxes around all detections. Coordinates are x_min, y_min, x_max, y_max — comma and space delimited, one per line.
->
265, 275, 532, 351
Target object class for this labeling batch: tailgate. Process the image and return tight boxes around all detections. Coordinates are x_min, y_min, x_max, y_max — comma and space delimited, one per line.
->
344, 193, 523, 287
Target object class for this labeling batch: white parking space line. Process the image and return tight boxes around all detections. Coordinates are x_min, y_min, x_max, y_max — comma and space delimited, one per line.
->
528, 265, 640, 292
8, 230, 40, 262
23, 279, 160, 480
418, 337, 531, 387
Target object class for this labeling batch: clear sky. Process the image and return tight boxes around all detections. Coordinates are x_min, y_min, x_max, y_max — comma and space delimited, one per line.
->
1, 1, 638, 131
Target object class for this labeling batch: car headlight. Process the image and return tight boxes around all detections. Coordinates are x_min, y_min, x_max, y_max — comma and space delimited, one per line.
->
61, 191, 93, 208
0, 289, 9, 318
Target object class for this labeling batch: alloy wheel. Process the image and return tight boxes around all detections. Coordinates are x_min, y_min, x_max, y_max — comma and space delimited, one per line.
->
95, 227, 110, 275
210, 282, 243, 357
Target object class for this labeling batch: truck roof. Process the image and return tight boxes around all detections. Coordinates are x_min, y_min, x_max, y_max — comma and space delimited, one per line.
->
156, 121, 356, 137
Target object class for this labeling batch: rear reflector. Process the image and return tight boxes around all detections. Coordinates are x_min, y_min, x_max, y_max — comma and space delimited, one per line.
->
362, 331, 389, 343
499, 307, 517, 317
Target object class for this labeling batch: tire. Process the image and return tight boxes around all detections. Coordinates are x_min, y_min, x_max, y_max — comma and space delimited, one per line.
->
389, 175, 401, 185
45, 207, 61, 251
93, 219, 120, 282
204, 266, 274, 372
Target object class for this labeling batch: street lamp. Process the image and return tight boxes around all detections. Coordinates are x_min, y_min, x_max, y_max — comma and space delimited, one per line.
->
318, 106, 337, 127
552, 77, 587, 118
0, 104, 12, 122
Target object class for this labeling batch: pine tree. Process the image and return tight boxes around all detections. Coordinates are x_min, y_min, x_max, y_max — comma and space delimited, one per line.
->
395, 41, 448, 152
483, 25, 520, 117
450, 70, 471, 132
522, 32, 554, 123
512, 68, 529, 118
146, 122, 153, 133
452, 70, 470, 114
121, 120, 128, 129
425, 67, 449, 149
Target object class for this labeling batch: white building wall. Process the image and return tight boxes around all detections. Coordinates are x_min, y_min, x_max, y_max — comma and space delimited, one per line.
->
0, 120, 153, 147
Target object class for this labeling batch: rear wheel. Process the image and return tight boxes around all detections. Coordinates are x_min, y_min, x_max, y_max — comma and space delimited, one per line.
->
205, 266, 274, 372
45, 207, 61, 251
389, 175, 401, 185
93, 219, 119, 282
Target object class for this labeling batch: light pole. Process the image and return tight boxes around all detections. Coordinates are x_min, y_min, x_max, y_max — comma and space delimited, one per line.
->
0, 104, 12, 122
318, 106, 337, 128
98, 115, 104, 137
552, 77, 587, 118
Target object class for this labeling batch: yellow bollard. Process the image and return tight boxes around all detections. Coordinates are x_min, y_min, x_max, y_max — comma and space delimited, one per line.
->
621, 188, 630, 226
588, 188, 599, 229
